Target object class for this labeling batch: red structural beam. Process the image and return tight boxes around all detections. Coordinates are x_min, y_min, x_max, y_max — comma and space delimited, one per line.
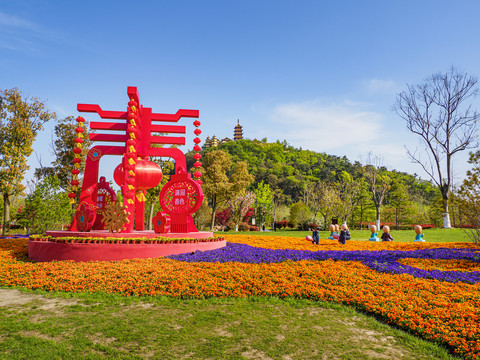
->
150, 136, 186, 145
151, 109, 199, 122
89, 134, 128, 142
90, 122, 127, 131
150, 125, 186, 134
77, 104, 127, 120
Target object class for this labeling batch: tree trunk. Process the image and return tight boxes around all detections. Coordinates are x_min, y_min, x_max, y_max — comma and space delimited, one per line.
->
148, 202, 155, 230
375, 206, 380, 231
210, 208, 216, 231
395, 207, 399, 230
442, 195, 452, 228
359, 204, 363, 230
2, 193, 10, 236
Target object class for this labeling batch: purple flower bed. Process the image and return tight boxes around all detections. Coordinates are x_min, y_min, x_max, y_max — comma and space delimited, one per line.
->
169, 243, 480, 284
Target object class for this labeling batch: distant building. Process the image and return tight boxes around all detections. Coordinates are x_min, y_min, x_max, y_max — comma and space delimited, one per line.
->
234, 119, 243, 141
203, 120, 244, 149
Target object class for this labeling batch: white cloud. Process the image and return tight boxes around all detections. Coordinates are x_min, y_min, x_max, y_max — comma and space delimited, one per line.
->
362, 78, 397, 95
264, 100, 383, 152
0, 11, 42, 32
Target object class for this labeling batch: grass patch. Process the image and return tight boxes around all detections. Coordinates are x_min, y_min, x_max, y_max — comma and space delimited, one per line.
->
220, 228, 470, 243
0, 288, 459, 359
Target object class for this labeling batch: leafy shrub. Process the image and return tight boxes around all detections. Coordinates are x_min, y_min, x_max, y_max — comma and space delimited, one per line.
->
238, 222, 250, 231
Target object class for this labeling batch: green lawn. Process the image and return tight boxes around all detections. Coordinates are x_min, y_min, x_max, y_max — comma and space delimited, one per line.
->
0, 289, 459, 360
218, 227, 471, 243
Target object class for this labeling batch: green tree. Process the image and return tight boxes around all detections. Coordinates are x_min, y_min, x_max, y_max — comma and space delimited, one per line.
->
332, 173, 362, 226
289, 202, 312, 230
0, 88, 55, 234
458, 151, 480, 244
255, 181, 274, 229
34, 116, 91, 190
19, 176, 72, 233
199, 150, 253, 230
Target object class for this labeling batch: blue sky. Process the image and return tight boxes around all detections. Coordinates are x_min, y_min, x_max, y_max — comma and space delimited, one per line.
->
2, 0, 480, 188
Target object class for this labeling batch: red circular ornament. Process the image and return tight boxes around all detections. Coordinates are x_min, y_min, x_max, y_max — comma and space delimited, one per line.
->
193, 137, 201, 144
128, 112, 137, 120
73, 147, 82, 154
196, 179, 203, 185
193, 145, 201, 152
72, 158, 81, 164
74, 138, 83, 143
194, 161, 202, 168
194, 128, 201, 136
194, 171, 202, 178
128, 100, 137, 107
70, 180, 79, 186
76, 116, 85, 123
75, 127, 84, 133
194, 153, 202, 160
71, 169, 80, 175
126, 139, 136, 146
68, 192, 77, 199
193, 120, 201, 127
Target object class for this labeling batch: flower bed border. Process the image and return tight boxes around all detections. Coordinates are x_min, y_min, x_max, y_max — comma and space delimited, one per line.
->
28, 235, 226, 262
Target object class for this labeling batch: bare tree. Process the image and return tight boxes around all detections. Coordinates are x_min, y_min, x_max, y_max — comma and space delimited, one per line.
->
394, 67, 479, 228
363, 154, 390, 230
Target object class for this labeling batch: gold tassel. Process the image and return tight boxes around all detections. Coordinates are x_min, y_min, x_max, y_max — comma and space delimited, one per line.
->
74, 163, 80, 169
127, 199, 134, 204
128, 145, 136, 153
136, 192, 146, 202
128, 170, 135, 176
129, 119, 136, 127
128, 185, 135, 190
69, 198, 76, 205
78, 133, 84, 138
128, 158, 136, 165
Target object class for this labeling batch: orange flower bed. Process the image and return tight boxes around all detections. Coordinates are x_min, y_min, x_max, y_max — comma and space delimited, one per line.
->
399, 258, 480, 272
0, 236, 479, 358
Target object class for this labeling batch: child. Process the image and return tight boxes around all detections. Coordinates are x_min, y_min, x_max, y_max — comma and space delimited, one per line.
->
381, 225, 394, 242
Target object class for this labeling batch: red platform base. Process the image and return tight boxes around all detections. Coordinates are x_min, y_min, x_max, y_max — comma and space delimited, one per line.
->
45, 230, 213, 239
29, 230, 224, 262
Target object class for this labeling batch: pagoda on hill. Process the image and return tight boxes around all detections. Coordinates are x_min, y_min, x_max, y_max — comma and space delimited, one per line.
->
234, 119, 243, 141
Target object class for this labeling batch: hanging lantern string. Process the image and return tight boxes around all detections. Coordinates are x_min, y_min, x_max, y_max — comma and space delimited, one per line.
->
124, 99, 138, 205
193, 119, 203, 184
69, 116, 85, 204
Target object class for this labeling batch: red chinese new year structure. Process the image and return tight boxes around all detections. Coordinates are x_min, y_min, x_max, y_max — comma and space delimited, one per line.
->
29, 87, 225, 262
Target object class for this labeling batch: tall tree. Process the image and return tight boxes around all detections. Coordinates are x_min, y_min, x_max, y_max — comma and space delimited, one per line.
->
200, 150, 253, 230
331, 172, 362, 225
363, 155, 390, 230
458, 151, 480, 244
227, 191, 256, 231
0, 88, 55, 234
254, 180, 274, 228
394, 67, 479, 228
35, 116, 91, 189
18, 175, 72, 234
